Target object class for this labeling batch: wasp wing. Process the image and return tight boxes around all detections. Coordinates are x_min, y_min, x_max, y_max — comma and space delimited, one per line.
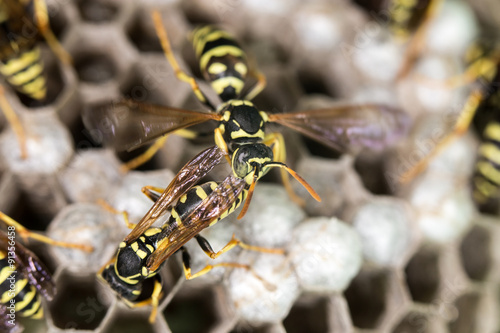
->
0, 231, 55, 300
124, 145, 226, 244
82, 99, 222, 152
268, 104, 410, 153
145, 176, 247, 273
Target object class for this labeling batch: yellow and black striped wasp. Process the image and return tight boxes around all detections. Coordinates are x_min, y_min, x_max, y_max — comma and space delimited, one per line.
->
0, 212, 91, 332
99, 164, 281, 323
350, 0, 443, 78
84, 11, 410, 215
400, 37, 500, 206
0, 0, 72, 159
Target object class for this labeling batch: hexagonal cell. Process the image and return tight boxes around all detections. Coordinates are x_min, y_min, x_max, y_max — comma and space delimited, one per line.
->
459, 225, 491, 282
343, 267, 389, 329
102, 312, 156, 333
126, 10, 162, 53
448, 292, 481, 333
163, 287, 223, 333
354, 152, 394, 195
74, 52, 118, 84
49, 271, 109, 330
77, 0, 119, 23
282, 296, 329, 333
404, 247, 440, 304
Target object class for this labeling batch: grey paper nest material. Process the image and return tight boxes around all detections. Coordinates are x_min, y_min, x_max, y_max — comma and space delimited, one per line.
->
0, 0, 498, 332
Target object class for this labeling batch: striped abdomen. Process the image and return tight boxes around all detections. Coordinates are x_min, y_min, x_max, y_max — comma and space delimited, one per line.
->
0, 46, 46, 100
473, 115, 500, 204
191, 26, 248, 101
0, 251, 43, 318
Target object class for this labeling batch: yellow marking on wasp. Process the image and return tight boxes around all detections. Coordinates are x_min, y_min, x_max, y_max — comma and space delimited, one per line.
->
146, 244, 155, 253
195, 186, 208, 200
230, 128, 265, 140
0, 48, 40, 76
222, 111, 231, 122
200, 46, 244, 72
136, 249, 148, 260
20, 76, 46, 98
234, 62, 248, 76
229, 100, 253, 106
477, 161, 500, 185
211, 77, 245, 95
142, 266, 149, 277
30, 305, 43, 319
179, 194, 188, 204
0, 265, 14, 284
484, 122, 500, 141
16, 287, 36, 312
116, 265, 141, 284
131, 242, 139, 252
171, 208, 180, 221
132, 290, 141, 295
140, 236, 146, 242
479, 143, 500, 166
144, 228, 161, 237
8, 63, 44, 86
119, 242, 126, 248
195, 30, 235, 57
209, 182, 218, 191
0, 252, 5, 259
207, 62, 227, 75
259, 111, 269, 122
474, 176, 498, 198
1, 279, 27, 303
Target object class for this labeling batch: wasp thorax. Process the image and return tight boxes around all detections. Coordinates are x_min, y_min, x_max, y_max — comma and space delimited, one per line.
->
221, 100, 266, 147
232, 144, 274, 180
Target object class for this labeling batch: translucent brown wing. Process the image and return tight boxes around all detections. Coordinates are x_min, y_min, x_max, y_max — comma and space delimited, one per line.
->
124, 145, 226, 244
0, 0, 39, 60
82, 99, 222, 152
0, 231, 55, 300
146, 176, 247, 273
268, 104, 410, 153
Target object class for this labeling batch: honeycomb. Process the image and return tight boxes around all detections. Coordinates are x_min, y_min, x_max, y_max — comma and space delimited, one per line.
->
0, 0, 499, 332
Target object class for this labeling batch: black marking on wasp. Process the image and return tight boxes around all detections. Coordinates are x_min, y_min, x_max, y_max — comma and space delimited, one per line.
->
0, 211, 90, 332
400, 38, 500, 207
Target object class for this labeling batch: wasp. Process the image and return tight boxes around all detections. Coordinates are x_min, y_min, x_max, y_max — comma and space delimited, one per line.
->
84, 11, 409, 215
0, 211, 91, 332
0, 0, 72, 158
99, 171, 281, 323
400, 38, 500, 205
351, 0, 443, 78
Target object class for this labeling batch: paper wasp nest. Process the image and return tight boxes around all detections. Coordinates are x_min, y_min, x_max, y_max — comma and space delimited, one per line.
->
0, 0, 498, 332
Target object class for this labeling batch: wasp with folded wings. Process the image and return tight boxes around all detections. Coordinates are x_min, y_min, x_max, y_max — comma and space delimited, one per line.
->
84, 11, 409, 215
0, 212, 91, 332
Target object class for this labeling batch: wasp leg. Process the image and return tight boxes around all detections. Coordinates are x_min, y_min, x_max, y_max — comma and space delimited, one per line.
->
96, 199, 137, 230
0, 211, 93, 252
195, 234, 284, 260
263, 132, 305, 206
244, 68, 267, 101
33, 0, 72, 65
0, 86, 27, 159
148, 278, 163, 323
120, 128, 199, 172
214, 127, 232, 165
151, 11, 215, 110
395, 0, 443, 80
400, 89, 484, 183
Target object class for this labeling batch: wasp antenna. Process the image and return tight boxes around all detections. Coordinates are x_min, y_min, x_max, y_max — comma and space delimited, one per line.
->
267, 163, 321, 202
238, 173, 258, 220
